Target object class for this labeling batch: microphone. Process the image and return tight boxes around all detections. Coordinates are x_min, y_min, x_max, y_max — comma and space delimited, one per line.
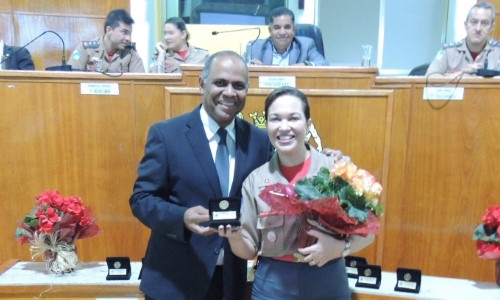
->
1, 30, 72, 71
211, 27, 261, 64
212, 27, 260, 35
42, 30, 72, 71
476, 48, 500, 77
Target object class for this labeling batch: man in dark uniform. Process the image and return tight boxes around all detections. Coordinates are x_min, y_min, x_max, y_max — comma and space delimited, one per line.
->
68, 9, 145, 72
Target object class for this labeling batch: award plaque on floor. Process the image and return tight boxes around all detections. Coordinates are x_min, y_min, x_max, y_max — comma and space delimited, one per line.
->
106, 256, 131, 280
394, 267, 421, 293
208, 197, 241, 228
355, 264, 381, 289
345, 256, 367, 278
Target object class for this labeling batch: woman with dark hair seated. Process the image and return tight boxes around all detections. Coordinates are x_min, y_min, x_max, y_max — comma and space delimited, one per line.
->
152, 17, 209, 73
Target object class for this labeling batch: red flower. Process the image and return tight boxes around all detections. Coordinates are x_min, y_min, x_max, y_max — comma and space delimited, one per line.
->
473, 205, 500, 260
482, 205, 500, 229
15, 190, 101, 245
477, 240, 500, 260
36, 190, 64, 208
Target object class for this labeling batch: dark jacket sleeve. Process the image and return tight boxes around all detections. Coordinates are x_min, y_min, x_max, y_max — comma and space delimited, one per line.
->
5, 46, 35, 70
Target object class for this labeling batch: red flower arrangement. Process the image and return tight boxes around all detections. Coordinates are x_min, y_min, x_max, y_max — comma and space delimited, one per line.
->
15, 190, 100, 274
473, 205, 500, 260
259, 160, 383, 249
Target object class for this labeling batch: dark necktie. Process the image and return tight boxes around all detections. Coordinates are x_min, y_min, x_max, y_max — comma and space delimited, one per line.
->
215, 128, 229, 197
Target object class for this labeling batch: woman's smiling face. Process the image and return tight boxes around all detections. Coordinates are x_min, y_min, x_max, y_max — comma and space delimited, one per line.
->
266, 94, 311, 158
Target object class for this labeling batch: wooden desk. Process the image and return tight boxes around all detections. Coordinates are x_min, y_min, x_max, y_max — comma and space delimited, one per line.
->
180, 64, 378, 89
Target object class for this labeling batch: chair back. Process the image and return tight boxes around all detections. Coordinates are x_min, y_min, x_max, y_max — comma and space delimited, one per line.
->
295, 24, 325, 57
409, 63, 430, 76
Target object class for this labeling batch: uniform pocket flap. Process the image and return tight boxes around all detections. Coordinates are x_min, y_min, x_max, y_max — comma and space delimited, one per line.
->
257, 215, 284, 229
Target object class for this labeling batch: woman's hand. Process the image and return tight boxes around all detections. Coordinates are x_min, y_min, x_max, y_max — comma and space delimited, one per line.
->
217, 225, 257, 260
297, 229, 346, 267
155, 42, 166, 54
217, 224, 242, 239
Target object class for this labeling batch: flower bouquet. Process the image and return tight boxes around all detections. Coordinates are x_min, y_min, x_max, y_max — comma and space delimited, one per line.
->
473, 205, 500, 260
259, 160, 383, 248
15, 190, 101, 274
473, 205, 500, 286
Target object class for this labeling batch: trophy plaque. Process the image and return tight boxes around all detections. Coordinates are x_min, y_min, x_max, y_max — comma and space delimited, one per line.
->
209, 197, 241, 228
394, 267, 421, 293
106, 256, 131, 280
355, 264, 381, 289
344, 255, 368, 278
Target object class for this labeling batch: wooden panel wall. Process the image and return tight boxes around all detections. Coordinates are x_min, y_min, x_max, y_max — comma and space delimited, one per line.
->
3, 70, 500, 284
375, 77, 500, 283
0, 71, 183, 263
0, 0, 129, 70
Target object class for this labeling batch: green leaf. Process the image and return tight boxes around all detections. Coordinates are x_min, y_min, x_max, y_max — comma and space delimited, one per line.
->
346, 205, 369, 222
295, 178, 325, 200
473, 224, 500, 243
338, 186, 364, 209
23, 215, 39, 228
15, 227, 33, 239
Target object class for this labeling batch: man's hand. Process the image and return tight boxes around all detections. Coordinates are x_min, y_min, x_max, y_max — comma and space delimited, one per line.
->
321, 148, 350, 163
249, 58, 264, 65
463, 62, 484, 74
184, 205, 213, 236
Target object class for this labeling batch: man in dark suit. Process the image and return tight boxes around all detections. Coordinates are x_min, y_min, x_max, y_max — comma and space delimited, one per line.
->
244, 7, 328, 66
130, 50, 274, 300
1, 41, 35, 70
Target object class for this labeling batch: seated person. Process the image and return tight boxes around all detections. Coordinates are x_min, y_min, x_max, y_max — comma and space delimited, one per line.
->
0, 39, 35, 70
152, 17, 209, 73
68, 9, 145, 73
426, 2, 500, 76
244, 7, 328, 66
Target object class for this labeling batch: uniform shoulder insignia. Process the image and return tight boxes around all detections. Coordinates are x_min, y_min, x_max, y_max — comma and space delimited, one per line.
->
443, 40, 463, 49
488, 39, 500, 47
82, 40, 100, 49
125, 42, 137, 51
194, 46, 208, 52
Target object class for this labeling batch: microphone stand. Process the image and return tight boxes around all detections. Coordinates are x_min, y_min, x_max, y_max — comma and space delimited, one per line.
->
0, 30, 72, 71
211, 27, 261, 64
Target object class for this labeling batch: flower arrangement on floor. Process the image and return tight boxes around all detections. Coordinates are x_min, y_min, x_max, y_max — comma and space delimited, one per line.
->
15, 190, 101, 274
259, 159, 383, 249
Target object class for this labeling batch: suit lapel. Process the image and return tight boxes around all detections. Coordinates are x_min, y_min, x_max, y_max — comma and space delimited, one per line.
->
231, 118, 249, 196
185, 107, 222, 197
262, 39, 273, 65
289, 38, 301, 64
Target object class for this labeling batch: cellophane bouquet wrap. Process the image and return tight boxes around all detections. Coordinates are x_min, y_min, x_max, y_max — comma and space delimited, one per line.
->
258, 160, 383, 248
15, 190, 101, 274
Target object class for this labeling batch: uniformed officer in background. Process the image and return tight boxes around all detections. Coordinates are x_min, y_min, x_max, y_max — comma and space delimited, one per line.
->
426, 2, 500, 76
68, 9, 145, 73
151, 17, 209, 73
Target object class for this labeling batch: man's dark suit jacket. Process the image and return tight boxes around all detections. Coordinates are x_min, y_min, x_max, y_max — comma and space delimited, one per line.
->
2, 44, 35, 70
130, 105, 274, 300
248, 36, 329, 66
